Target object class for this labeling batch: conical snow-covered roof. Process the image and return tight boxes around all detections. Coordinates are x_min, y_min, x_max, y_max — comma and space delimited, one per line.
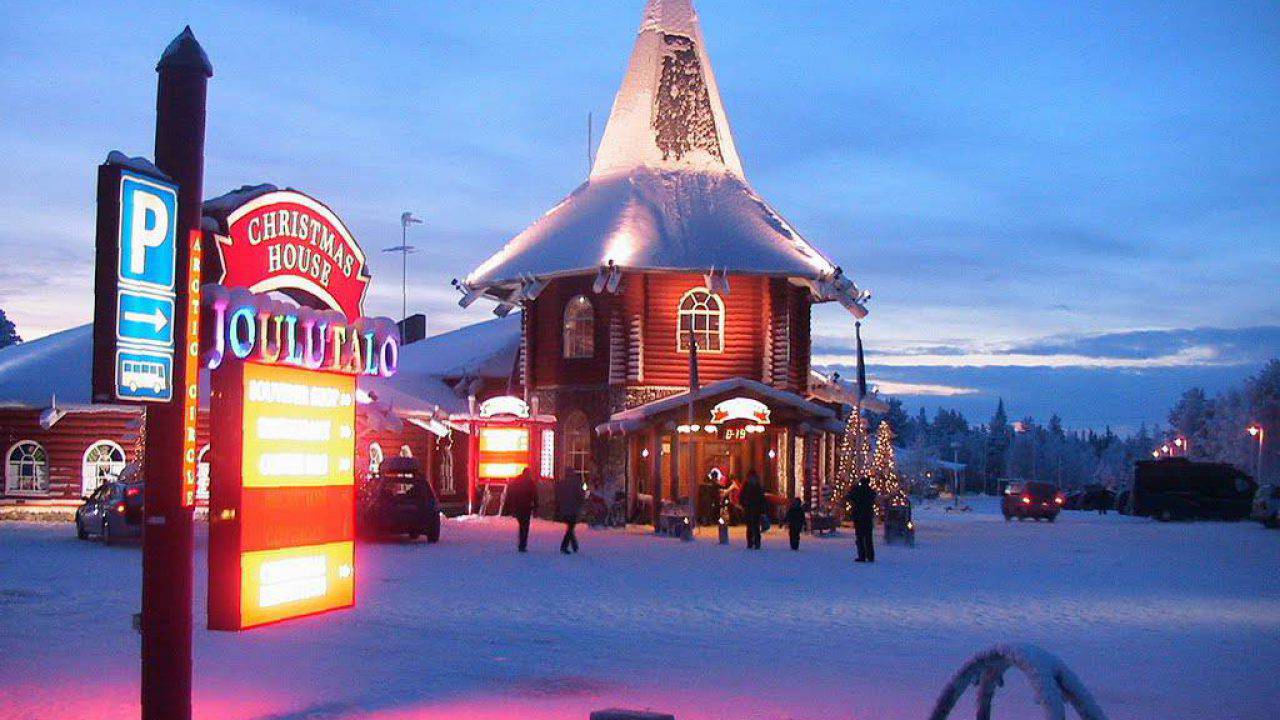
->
463, 0, 867, 317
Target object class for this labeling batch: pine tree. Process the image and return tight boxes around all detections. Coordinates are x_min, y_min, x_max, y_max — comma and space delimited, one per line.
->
0, 309, 20, 350
833, 405, 871, 516
870, 420, 908, 511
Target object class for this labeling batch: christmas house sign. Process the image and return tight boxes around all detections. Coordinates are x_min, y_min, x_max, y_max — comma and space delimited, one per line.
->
203, 186, 369, 320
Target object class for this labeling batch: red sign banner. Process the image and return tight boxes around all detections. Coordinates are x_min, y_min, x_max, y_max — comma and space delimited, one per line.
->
213, 191, 368, 320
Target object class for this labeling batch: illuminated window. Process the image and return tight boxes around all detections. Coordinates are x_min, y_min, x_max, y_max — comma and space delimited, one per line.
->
540, 430, 555, 480
82, 440, 126, 495
563, 295, 594, 359
677, 288, 724, 353
368, 442, 384, 475
196, 446, 211, 501
563, 412, 592, 484
5, 441, 49, 495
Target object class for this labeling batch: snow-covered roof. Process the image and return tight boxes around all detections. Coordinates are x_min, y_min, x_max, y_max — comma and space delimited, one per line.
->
0, 325, 97, 409
361, 314, 522, 418
596, 376, 842, 436
462, 0, 868, 317
0, 315, 520, 421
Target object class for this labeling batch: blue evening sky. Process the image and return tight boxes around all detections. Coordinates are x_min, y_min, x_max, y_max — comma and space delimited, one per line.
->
1, 1, 1277, 431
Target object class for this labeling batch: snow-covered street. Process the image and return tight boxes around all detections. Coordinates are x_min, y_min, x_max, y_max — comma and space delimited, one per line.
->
2, 501, 1277, 720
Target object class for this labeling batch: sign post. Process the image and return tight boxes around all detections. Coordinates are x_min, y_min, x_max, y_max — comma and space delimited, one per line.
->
142, 27, 210, 720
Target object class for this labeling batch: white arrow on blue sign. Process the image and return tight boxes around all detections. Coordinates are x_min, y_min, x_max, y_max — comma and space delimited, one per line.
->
117, 290, 175, 347
111, 170, 179, 403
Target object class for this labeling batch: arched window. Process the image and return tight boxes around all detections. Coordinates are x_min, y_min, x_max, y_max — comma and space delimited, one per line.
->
563, 411, 592, 485
82, 441, 126, 495
563, 295, 595, 359
677, 288, 724, 353
368, 442, 384, 475
6, 441, 49, 495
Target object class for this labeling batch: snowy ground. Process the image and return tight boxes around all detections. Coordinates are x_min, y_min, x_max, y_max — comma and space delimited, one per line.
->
1, 498, 1277, 720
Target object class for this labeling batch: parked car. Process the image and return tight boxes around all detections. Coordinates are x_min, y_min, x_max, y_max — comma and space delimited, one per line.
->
1251, 484, 1279, 528
1002, 481, 1063, 521
358, 456, 441, 541
1132, 458, 1256, 522
75, 479, 144, 544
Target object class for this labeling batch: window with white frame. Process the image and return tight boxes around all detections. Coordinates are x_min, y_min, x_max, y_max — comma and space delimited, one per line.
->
563, 412, 592, 485
82, 440, 126, 496
563, 294, 595, 359
6, 441, 49, 495
677, 288, 724, 353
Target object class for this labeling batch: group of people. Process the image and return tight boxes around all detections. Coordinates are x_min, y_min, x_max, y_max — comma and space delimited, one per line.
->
504, 467, 878, 562
504, 469, 585, 555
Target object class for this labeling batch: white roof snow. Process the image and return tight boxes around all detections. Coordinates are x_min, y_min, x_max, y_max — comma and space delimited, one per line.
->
0, 316, 521, 420
464, 0, 867, 317
0, 325, 97, 409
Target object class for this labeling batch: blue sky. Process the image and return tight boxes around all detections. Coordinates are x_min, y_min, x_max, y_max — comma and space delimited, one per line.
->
1, 1, 1277, 431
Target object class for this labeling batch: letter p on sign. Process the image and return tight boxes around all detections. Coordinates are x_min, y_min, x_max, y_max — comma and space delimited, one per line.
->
118, 172, 178, 291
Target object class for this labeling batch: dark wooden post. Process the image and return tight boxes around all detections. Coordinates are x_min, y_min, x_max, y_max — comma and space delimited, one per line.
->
141, 27, 210, 720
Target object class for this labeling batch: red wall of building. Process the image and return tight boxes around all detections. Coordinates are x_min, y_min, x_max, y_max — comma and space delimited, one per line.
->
0, 409, 143, 500
641, 273, 766, 386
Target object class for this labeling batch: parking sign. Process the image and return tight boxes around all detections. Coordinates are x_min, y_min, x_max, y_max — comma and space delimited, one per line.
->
92, 160, 182, 404
118, 172, 178, 290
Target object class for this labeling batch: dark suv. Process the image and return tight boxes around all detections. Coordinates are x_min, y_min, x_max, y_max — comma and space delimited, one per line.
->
358, 456, 441, 542
1002, 481, 1063, 522
75, 480, 144, 544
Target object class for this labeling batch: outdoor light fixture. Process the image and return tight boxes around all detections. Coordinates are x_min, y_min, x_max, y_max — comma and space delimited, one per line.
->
641, 448, 650, 458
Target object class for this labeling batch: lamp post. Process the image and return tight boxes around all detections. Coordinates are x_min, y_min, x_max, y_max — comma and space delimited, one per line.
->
1174, 436, 1188, 457
383, 212, 422, 321
1247, 425, 1265, 479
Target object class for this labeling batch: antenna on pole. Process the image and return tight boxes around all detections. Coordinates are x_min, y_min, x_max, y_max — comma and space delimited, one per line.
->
587, 111, 594, 176
384, 212, 422, 321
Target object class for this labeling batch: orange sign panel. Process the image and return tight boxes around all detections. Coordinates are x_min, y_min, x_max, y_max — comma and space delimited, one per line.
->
208, 360, 357, 631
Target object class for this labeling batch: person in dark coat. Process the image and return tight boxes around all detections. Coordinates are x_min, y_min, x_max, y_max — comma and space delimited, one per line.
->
785, 498, 807, 551
555, 474, 585, 554
740, 471, 766, 550
846, 476, 877, 562
507, 469, 538, 552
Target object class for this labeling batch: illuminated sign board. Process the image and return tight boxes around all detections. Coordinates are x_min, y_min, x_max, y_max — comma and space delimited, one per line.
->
92, 160, 181, 403
201, 284, 399, 377
477, 426, 530, 479
208, 359, 359, 630
709, 397, 771, 425
180, 232, 203, 506
209, 190, 369, 320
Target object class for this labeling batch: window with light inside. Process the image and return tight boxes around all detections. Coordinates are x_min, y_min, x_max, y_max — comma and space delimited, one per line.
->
82, 440, 126, 495
563, 295, 594, 359
6, 441, 49, 494
677, 288, 724, 353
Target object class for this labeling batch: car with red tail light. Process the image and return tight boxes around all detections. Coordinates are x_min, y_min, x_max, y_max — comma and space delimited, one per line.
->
75, 478, 144, 545
1002, 481, 1063, 522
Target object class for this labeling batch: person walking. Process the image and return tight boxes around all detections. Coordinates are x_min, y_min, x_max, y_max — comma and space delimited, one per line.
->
740, 471, 766, 550
846, 476, 877, 562
555, 473, 585, 554
785, 498, 807, 551
508, 468, 538, 553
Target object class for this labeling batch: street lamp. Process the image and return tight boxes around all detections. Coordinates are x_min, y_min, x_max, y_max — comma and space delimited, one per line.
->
383, 212, 423, 322
1247, 424, 1265, 479
1174, 436, 1187, 456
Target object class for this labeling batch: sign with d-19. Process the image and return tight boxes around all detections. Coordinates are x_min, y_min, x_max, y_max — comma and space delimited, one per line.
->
91, 158, 181, 404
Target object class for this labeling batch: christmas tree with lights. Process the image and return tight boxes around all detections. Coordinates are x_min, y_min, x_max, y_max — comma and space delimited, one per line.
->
870, 420, 909, 511
833, 405, 872, 517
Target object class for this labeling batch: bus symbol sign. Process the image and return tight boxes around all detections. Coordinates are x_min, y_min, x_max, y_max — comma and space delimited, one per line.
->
116, 350, 173, 401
